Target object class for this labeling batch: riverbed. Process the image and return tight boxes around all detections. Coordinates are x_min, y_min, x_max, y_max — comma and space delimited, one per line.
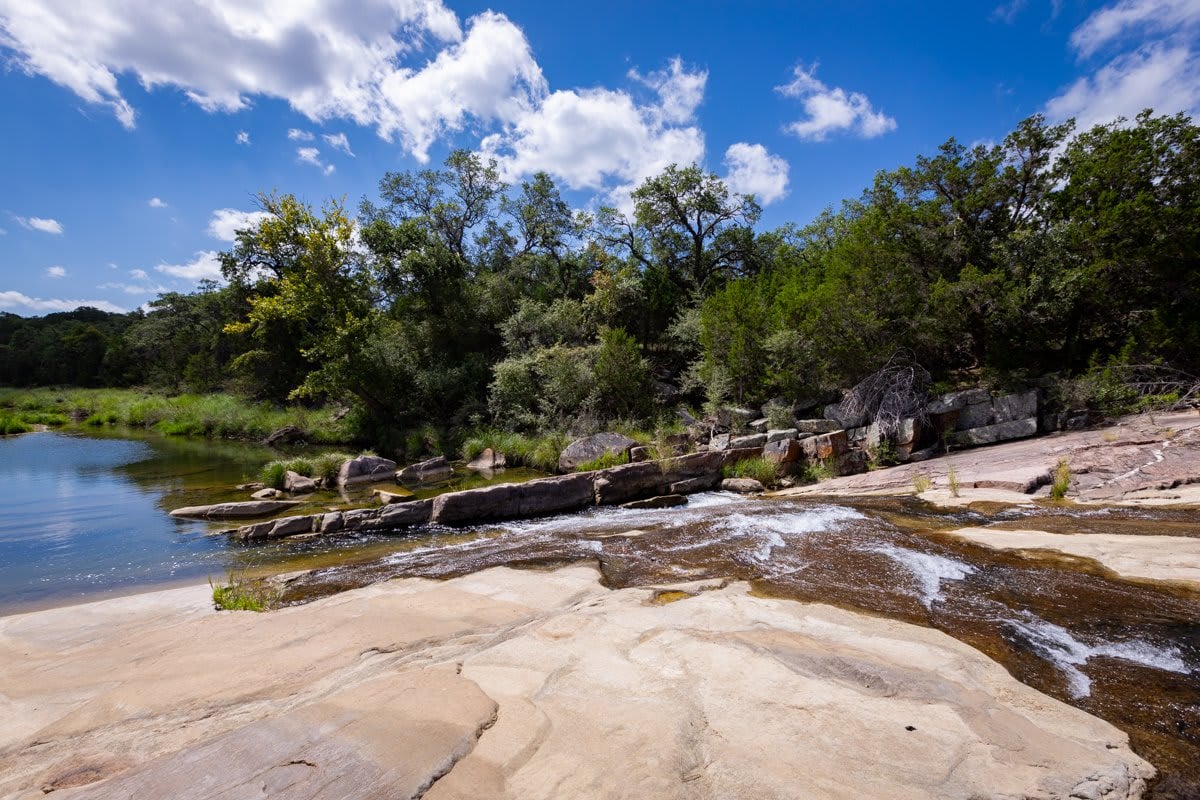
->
2, 429, 1198, 796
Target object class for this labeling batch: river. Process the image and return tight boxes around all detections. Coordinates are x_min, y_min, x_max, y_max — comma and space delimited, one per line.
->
1, 430, 1198, 796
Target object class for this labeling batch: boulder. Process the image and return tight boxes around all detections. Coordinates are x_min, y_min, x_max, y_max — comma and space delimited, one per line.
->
557, 433, 638, 472
766, 428, 798, 444
763, 438, 803, 464
373, 488, 416, 504
338, 455, 398, 486
261, 425, 304, 447
593, 452, 725, 506
795, 419, 841, 434
397, 456, 454, 483
466, 448, 507, 471
927, 388, 990, 415
952, 418, 1038, 447
956, 398, 995, 431
669, 474, 722, 494
250, 488, 280, 500
232, 514, 317, 541
801, 430, 849, 461
749, 418, 769, 432
822, 401, 868, 429
319, 512, 343, 534
721, 478, 765, 493
431, 474, 595, 525
284, 470, 317, 494
373, 499, 433, 529
169, 500, 301, 520
620, 494, 687, 510
993, 389, 1038, 424
630, 446, 653, 463
730, 433, 767, 448
708, 433, 731, 452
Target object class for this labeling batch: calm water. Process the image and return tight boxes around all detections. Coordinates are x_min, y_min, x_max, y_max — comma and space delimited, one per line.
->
0, 430, 542, 613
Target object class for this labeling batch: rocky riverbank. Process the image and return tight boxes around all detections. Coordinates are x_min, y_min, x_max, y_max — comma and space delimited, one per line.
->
776, 409, 1200, 508
0, 566, 1154, 799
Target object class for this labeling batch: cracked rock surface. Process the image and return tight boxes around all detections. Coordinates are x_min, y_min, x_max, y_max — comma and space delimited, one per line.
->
0, 566, 1153, 799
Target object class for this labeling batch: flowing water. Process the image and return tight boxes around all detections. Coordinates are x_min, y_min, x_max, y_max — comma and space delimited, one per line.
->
2, 431, 1198, 796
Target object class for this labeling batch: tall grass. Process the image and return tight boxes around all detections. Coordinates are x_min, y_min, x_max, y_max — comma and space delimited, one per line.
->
0, 413, 31, 435
575, 450, 630, 472
723, 456, 779, 487
259, 452, 356, 488
460, 429, 567, 472
0, 388, 353, 443
1051, 459, 1071, 500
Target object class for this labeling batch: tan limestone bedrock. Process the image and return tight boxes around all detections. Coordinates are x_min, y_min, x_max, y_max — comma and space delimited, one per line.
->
0, 565, 1151, 800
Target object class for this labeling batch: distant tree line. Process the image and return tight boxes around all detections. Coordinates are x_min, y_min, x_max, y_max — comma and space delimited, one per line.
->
2, 110, 1196, 439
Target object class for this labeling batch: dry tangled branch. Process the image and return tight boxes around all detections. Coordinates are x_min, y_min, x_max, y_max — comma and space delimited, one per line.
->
839, 350, 931, 436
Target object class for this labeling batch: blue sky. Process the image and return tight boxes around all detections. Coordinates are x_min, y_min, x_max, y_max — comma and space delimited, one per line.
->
1, 0, 1197, 315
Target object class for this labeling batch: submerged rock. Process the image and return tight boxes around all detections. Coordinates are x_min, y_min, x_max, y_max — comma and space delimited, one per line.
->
169, 500, 301, 520
620, 494, 687, 510
396, 455, 453, 483
466, 447, 506, 471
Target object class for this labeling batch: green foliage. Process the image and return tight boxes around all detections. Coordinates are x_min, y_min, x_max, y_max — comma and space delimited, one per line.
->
0, 413, 31, 435
799, 458, 835, 483
575, 450, 631, 472
210, 572, 279, 612
865, 439, 898, 470
763, 401, 794, 430
259, 461, 287, 490
722, 456, 779, 487
912, 473, 932, 494
1051, 459, 1071, 500
459, 429, 565, 473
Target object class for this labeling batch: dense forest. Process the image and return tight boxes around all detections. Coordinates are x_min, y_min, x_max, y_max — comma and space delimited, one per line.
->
2, 110, 1197, 447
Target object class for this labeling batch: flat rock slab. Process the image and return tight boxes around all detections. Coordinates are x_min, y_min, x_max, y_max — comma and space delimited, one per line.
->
949, 527, 1200, 589
0, 567, 1153, 800
619, 494, 687, 510
169, 500, 301, 519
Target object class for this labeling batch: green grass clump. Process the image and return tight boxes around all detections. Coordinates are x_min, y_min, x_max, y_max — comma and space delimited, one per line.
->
210, 572, 279, 612
259, 461, 287, 490
799, 458, 835, 483
723, 456, 779, 487
460, 429, 565, 472
912, 473, 932, 494
1051, 459, 1071, 500
0, 413, 32, 435
575, 450, 630, 472
313, 452, 355, 483
948, 464, 961, 497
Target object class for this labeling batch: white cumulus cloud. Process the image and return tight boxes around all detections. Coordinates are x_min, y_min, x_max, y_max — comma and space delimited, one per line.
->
148, 196, 168, 208
0, 0, 462, 130
287, 128, 315, 141
0, 290, 125, 314
15, 215, 64, 234
1070, 0, 1200, 58
155, 250, 222, 282
207, 208, 270, 241
723, 143, 789, 205
45, 265, 66, 278
322, 132, 354, 156
482, 59, 707, 206
130, 268, 148, 279
777, 64, 896, 141
297, 147, 335, 175
235, 130, 250, 145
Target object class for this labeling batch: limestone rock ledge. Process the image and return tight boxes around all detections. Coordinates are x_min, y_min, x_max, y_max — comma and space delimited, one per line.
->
0, 567, 1152, 800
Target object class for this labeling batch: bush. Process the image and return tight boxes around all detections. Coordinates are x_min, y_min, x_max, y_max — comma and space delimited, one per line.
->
723, 456, 779, 487
799, 458, 835, 483
259, 461, 287, 490
0, 413, 31, 435
763, 401, 794, 430
459, 429, 566, 472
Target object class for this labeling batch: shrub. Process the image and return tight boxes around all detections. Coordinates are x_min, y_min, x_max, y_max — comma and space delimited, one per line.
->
0, 413, 31, 435
799, 458, 835, 483
912, 473, 932, 493
723, 456, 779, 487
764, 401, 794, 430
